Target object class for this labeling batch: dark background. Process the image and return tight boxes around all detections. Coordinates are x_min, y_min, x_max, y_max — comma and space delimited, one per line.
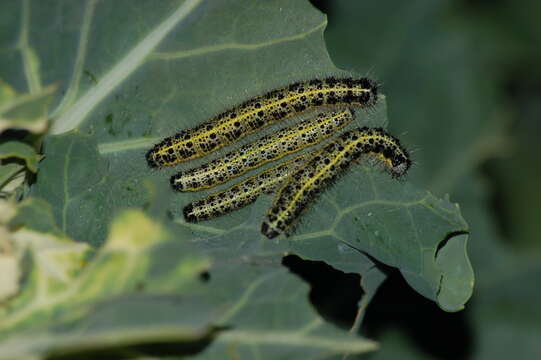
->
301, 1, 541, 359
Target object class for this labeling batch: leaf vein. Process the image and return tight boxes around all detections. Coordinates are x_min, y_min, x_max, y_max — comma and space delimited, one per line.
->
50, 0, 205, 134
149, 21, 326, 61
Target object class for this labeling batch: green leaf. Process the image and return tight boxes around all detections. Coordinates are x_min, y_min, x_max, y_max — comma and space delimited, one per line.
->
0, 164, 24, 189
0, 80, 56, 133
34, 128, 471, 310
32, 131, 112, 239
0, 198, 91, 305
26, 0, 469, 309
1, 0, 473, 357
435, 233, 474, 311
8, 197, 66, 236
289, 173, 472, 311
0, 206, 377, 359
0, 208, 212, 359
190, 252, 378, 359
0, 141, 41, 173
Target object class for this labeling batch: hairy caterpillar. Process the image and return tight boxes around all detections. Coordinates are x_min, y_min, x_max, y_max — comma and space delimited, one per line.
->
171, 108, 354, 192
261, 127, 411, 239
146, 77, 378, 168
183, 154, 309, 223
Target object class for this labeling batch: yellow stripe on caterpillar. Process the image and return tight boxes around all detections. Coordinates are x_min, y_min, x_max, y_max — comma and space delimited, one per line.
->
261, 127, 411, 239
171, 108, 354, 192
146, 77, 378, 168
183, 154, 309, 223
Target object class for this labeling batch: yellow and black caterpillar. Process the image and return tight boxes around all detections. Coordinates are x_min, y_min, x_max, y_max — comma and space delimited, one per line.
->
146, 77, 378, 168
171, 109, 354, 192
261, 127, 411, 239
183, 154, 309, 222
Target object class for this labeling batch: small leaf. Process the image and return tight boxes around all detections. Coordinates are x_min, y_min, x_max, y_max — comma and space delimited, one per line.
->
0, 80, 56, 133
0, 141, 41, 173
0, 198, 91, 307
0, 164, 24, 189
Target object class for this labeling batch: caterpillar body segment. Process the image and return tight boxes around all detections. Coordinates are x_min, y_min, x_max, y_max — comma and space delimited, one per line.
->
171, 108, 354, 192
146, 77, 378, 168
261, 127, 411, 239
183, 154, 309, 222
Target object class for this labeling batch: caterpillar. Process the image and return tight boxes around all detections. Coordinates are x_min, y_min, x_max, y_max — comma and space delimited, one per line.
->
183, 154, 309, 223
146, 77, 378, 168
171, 108, 354, 192
261, 127, 411, 239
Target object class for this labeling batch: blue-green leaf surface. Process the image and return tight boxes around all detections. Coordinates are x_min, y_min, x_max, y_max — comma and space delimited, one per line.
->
0, 0, 472, 358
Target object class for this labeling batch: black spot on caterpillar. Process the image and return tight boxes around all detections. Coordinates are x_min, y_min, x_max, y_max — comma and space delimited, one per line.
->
146, 77, 378, 168
171, 108, 354, 192
183, 154, 309, 223
261, 127, 411, 239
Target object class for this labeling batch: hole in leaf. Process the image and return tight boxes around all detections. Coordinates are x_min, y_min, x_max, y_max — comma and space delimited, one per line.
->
282, 254, 365, 329
199, 271, 211, 282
